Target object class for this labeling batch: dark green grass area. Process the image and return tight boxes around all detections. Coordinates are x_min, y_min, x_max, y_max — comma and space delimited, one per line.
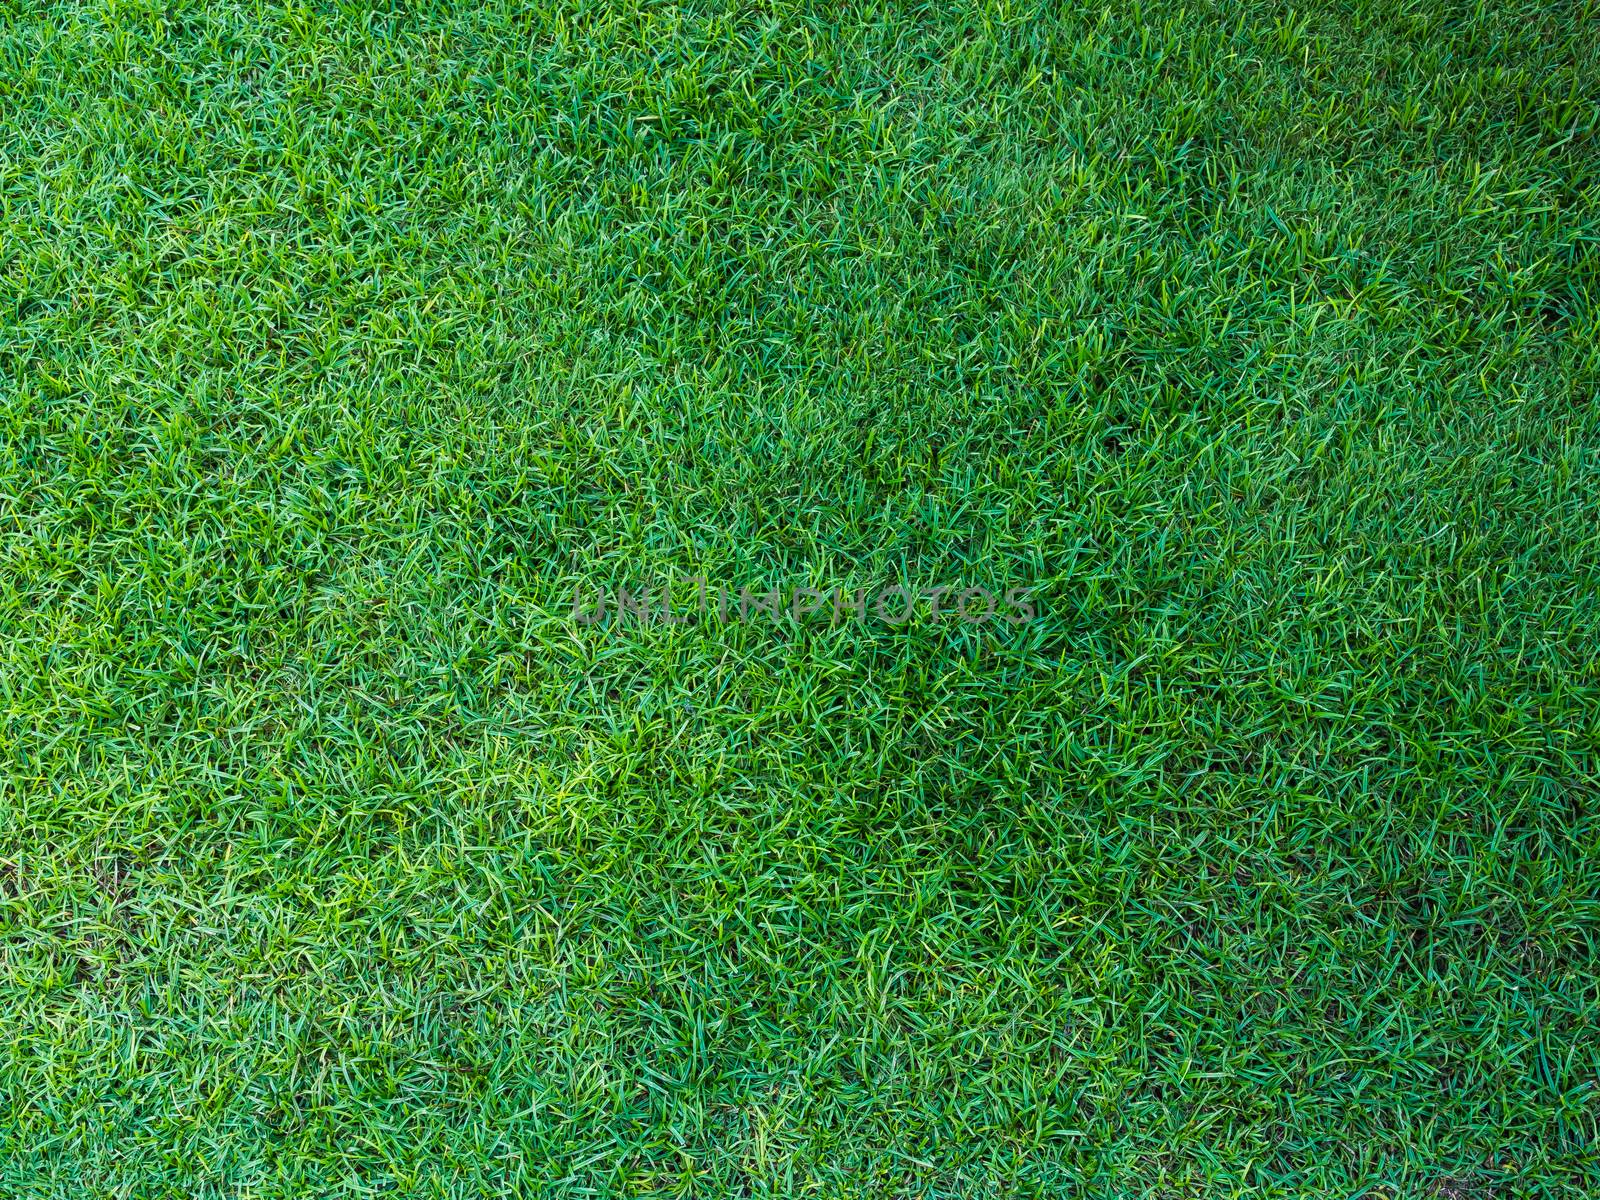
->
2, 0, 1599, 1194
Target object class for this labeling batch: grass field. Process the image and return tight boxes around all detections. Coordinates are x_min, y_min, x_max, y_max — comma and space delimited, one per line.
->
2, 0, 1599, 1195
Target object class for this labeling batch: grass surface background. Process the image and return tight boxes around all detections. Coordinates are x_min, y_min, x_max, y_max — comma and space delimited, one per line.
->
2, 0, 1599, 1195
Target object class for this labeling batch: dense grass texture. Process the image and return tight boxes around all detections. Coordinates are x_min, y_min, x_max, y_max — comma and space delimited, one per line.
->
2, 0, 1599, 1195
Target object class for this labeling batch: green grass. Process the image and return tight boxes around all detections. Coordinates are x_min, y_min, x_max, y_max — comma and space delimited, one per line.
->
2, 0, 1599, 1194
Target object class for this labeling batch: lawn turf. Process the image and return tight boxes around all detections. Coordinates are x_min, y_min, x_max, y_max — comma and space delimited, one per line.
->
2, 0, 1600, 1195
